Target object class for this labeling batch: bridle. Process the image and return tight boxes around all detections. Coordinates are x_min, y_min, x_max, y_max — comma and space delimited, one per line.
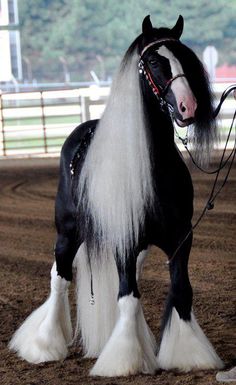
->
138, 38, 185, 114
139, 59, 185, 99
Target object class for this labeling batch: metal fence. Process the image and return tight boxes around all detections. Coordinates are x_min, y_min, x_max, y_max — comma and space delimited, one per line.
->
0, 83, 235, 157
0, 86, 109, 157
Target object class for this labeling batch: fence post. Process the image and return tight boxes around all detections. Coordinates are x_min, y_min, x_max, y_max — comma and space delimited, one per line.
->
0, 92, 6, 156
80, 95, 90, 122
40, 91, 48, 153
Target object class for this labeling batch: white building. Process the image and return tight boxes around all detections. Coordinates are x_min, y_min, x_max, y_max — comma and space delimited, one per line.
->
0, 0, 22, 82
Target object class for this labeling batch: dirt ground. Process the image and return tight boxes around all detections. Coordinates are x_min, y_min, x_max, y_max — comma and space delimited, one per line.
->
0, 152, 235, 385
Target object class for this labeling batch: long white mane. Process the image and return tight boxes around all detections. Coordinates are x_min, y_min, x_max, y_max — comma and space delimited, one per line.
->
78, 49, 154, 263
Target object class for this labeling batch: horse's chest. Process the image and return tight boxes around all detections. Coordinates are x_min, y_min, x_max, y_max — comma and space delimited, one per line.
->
157, 166, 192, 199
152, 161, 194, 221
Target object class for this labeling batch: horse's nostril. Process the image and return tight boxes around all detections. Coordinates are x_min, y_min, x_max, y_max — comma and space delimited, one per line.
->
180, 102, 186, 113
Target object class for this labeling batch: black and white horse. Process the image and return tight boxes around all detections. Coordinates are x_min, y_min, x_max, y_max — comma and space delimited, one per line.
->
9, 16, 224, 376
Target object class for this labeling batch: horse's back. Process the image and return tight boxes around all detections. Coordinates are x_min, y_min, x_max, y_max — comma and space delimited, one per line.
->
61, 119, 99, 167
55, 119, 99, 230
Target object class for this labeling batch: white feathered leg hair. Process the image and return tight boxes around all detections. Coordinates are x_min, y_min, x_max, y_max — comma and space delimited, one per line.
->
90, 294, 143, 376
90, 294, 158, 377
9, 262, 72, 363
157, 307, 224, 371
74, 246, 150, 359
74, 245, 158, 377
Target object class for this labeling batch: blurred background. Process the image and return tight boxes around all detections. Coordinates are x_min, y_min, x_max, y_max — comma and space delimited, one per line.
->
0, 0, 235, 156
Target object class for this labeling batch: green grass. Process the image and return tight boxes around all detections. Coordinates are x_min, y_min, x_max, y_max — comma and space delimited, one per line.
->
4, 115, 81, 126
5, 137, 66, 150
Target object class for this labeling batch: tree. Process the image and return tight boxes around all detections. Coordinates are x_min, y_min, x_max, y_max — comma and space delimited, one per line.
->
18, 0, 236, 82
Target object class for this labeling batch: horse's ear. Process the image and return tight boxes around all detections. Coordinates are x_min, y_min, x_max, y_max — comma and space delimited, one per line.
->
171, 15, 184, 39
142, 15, 153, 36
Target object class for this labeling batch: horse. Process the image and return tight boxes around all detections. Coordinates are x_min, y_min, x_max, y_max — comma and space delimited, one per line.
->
9, 15, 224, 377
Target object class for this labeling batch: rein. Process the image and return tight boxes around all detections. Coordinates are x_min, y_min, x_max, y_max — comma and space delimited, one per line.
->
175, 84, 236, 175
169, 85, 236, 265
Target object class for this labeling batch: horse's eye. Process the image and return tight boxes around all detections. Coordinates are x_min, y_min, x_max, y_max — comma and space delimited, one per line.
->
149, 58, 159, 66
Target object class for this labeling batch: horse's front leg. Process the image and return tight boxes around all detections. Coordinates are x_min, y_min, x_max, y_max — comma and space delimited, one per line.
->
157, 232, 224, 371
9, 190, 80, 364
90, 250, 158, 377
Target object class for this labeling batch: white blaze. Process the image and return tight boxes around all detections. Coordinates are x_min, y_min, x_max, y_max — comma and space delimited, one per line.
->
157, 46, 196, 119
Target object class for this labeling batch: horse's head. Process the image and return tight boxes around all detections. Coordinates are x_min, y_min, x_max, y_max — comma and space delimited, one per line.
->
137, 15, 215, 136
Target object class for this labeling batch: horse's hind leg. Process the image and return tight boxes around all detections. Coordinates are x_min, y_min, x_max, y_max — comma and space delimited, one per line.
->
90, 250, 158, 377
9, 199, 79, 364
157, 233, 224, 371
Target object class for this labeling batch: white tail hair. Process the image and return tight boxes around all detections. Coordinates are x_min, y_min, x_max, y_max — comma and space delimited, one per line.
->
74, 244, 119, 357
77, 49, 154, 264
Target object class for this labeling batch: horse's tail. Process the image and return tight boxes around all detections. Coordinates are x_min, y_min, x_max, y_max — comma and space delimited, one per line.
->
73, 244, 119, 358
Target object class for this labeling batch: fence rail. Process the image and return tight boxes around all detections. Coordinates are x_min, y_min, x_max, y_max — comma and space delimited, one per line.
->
0, 83, 235, 157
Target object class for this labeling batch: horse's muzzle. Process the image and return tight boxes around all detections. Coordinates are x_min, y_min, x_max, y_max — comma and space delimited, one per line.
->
175, 117, 195, 127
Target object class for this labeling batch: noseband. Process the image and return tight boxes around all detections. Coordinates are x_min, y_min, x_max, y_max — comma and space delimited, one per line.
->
138, 38, 186, 114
